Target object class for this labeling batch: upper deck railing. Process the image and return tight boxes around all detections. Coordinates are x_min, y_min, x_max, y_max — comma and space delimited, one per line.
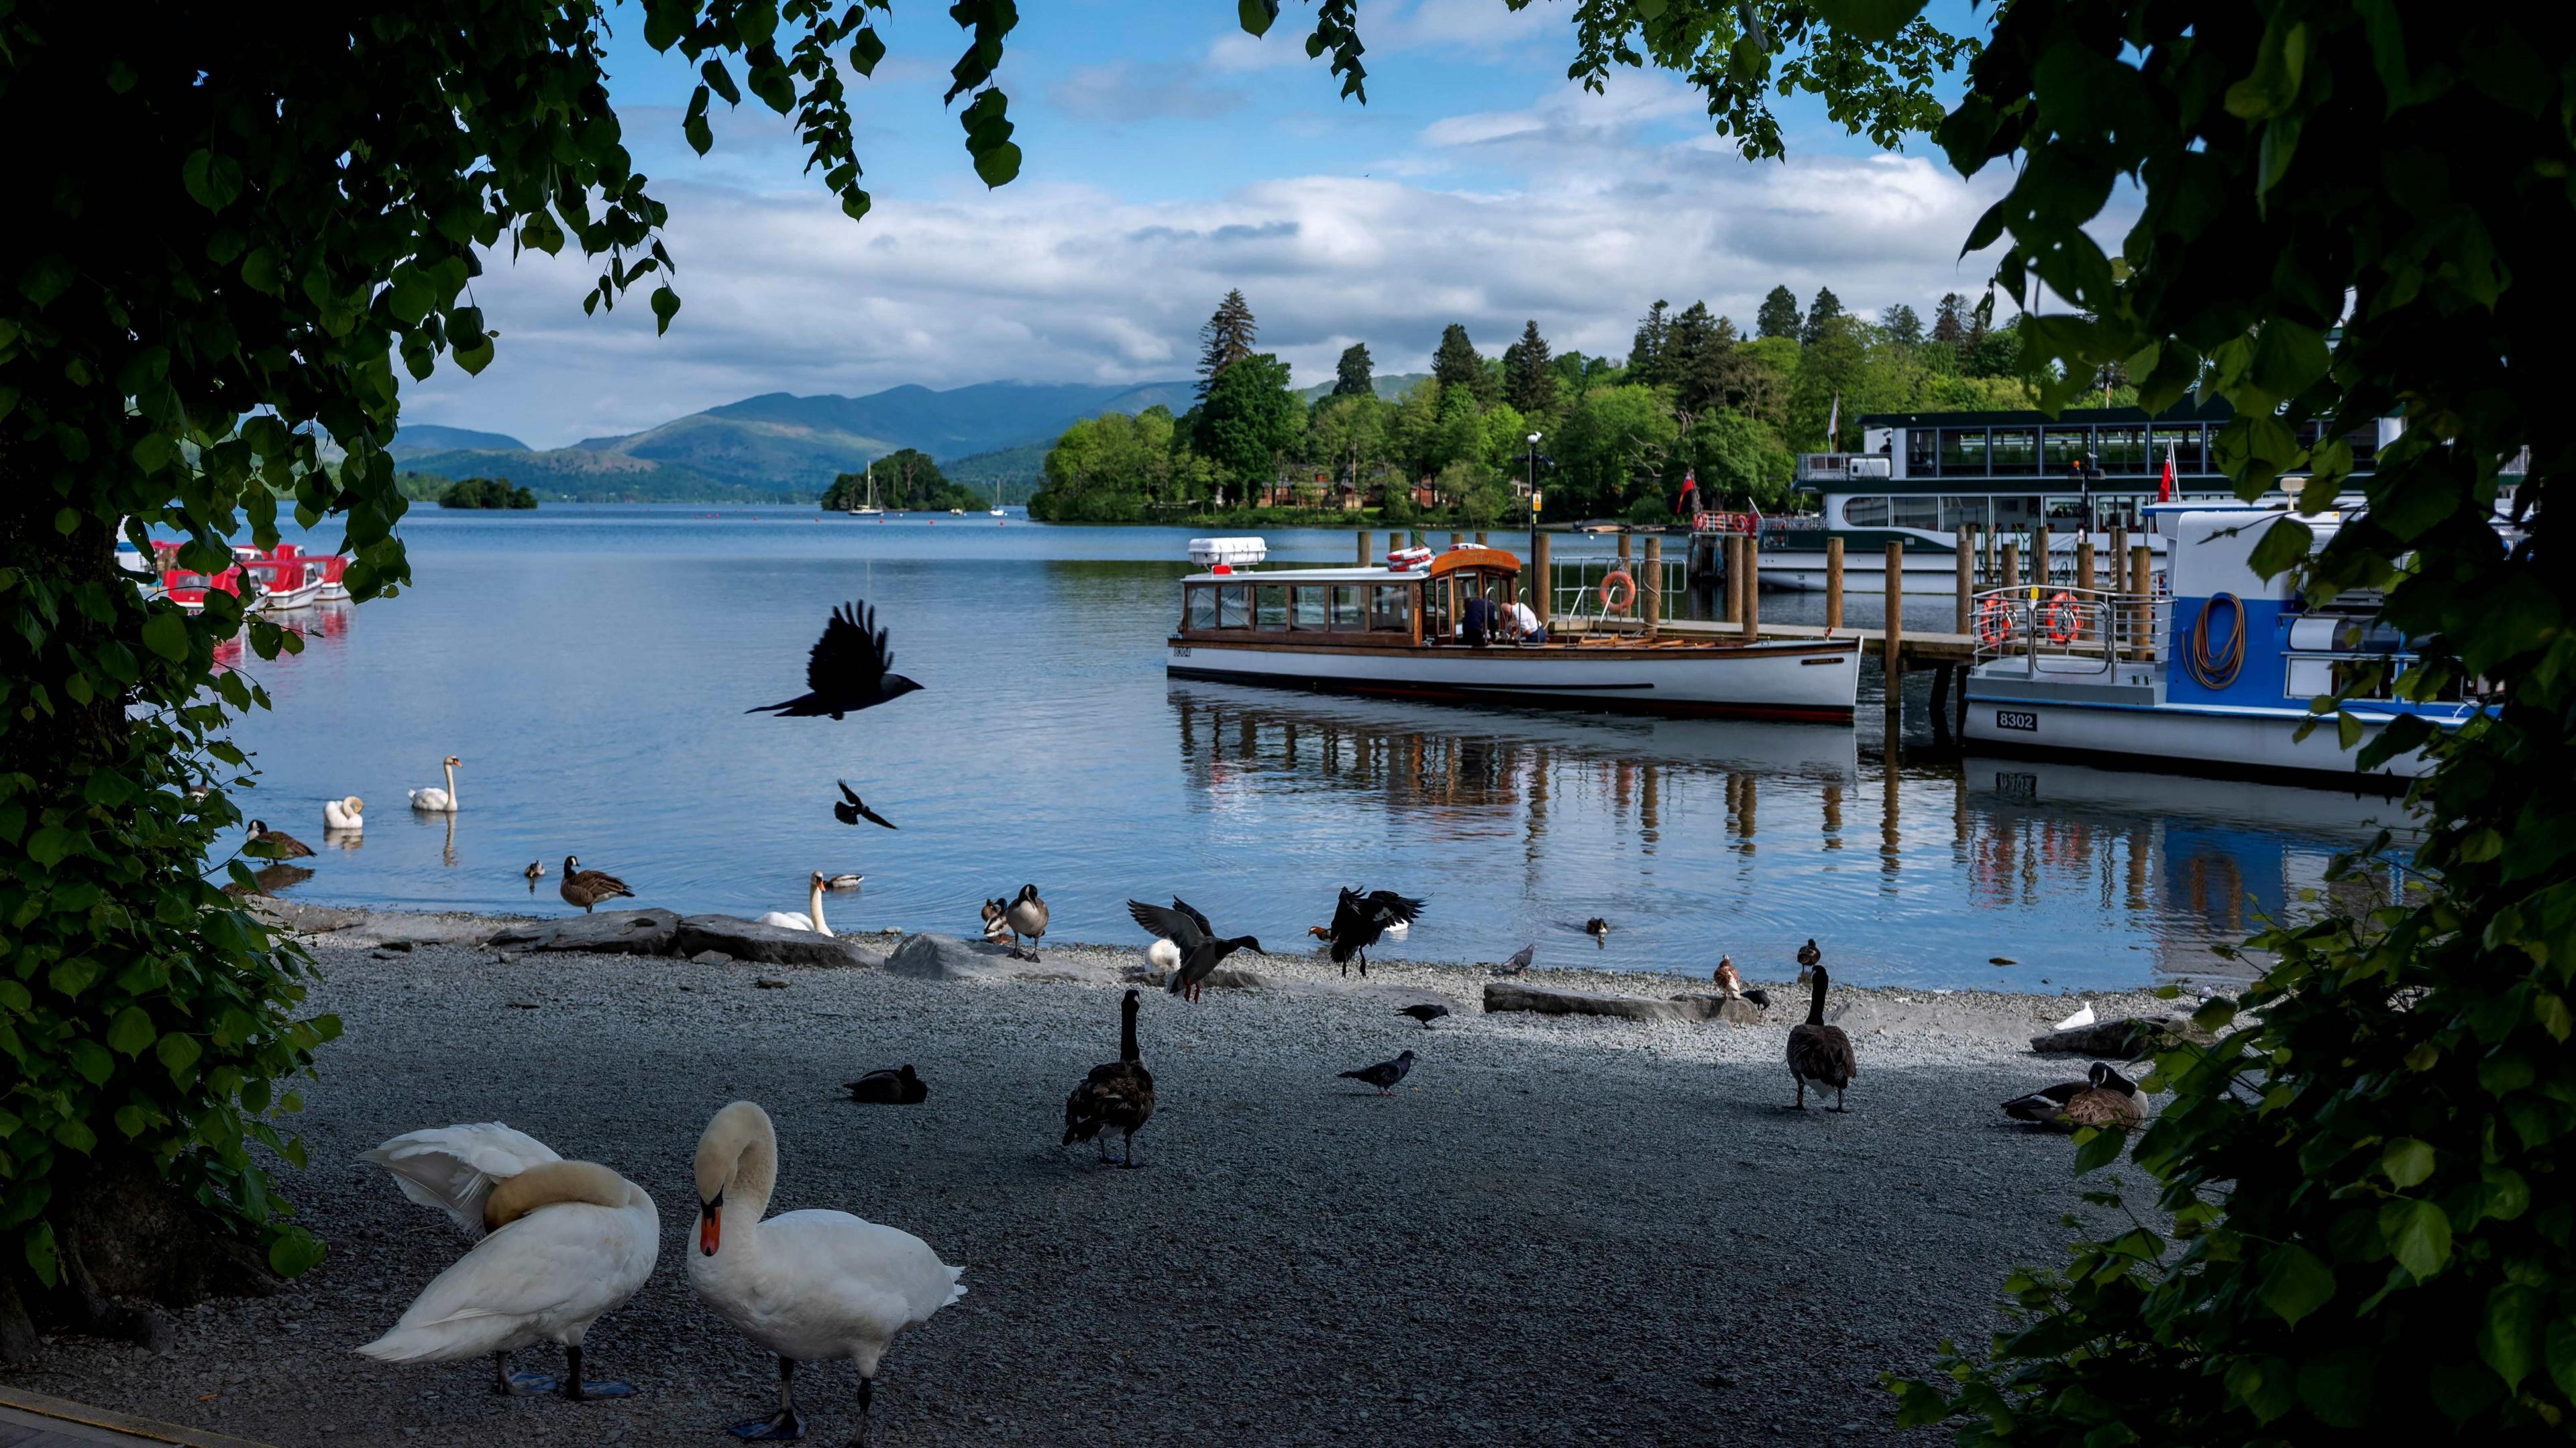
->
1968, 583, 2170, 674
1794, 453, 1893, 484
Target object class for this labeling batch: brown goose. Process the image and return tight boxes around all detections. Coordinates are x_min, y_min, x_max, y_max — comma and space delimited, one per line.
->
1005, 884, 1049, 962
245, 820, 315, 860
2004, 1063, 2144, 1131
1786, 962, 1858, 1112
1062, 990, 1155, 1168
557, 856, 634, 914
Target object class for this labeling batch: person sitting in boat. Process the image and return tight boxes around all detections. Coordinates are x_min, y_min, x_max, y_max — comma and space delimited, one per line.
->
1461, 592, 1497, 648
1507, 594, 1546, 645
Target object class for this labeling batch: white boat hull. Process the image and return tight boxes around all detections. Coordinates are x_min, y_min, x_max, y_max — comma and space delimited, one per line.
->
1961, 691, 2434, 787
1167, 636, 1858, 722
251, 579, 327, 612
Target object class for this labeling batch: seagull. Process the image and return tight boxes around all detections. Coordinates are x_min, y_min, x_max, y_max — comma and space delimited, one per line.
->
832, 781, 896, 829
1326, 887, 1424, 979
1128, 897, 1263, 1003
1397, 1004, 1450, 1029
745, 600, 924, 719
1495, 943, 1536, 977
1340, 1050, 1416, 1096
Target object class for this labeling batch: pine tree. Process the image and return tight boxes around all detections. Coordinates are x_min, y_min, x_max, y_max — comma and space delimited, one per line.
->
1755, 284, 1801, 340
1331, 342, 1375, 398
1195, 288, 1257, 399
1663, 300, 1724, 425
1930, 292, 1968, 348
1431, 323, 1492, 402
1503, 319, 1558, 416
1881, 302, 1923, 348
1626, 299, 1672, 385
1799, 286, 1845, 346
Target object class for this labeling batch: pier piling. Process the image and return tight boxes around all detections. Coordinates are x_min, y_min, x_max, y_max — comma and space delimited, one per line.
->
1356, 530, 1371, 565
2002, 541, 2021, 592
1532, 531, 1552, 627
1741, 535, 1760, 640
1826, 537, 1844, 633
1954, 530, 1973, 634
2036, 525, 2052, 589
1644, 536, 1662, 636
1884, 542, 1905, 720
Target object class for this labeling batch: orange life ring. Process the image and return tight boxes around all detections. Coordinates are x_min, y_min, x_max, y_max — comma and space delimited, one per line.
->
2043, 590, 2083, 645
1976, 595, 2012, 648
1599, 570, 1636, 614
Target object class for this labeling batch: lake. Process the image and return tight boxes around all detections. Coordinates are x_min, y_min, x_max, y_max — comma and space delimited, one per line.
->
207, 504, 2413, 992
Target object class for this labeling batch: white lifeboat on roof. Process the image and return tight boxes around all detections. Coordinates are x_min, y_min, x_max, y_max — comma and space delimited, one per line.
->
1188, 537, 1267, 569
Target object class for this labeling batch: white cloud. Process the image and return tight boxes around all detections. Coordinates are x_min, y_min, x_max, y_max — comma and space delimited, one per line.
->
1048, 60, 1246, 122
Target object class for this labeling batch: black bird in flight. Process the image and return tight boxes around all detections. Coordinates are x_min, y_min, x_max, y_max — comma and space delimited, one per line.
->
747, 600, 923, 719
1340, 1049, 1417, 1096
1128, 897, 1263, 1003
833, 781, 896, 830
1326, 887, 1424, 979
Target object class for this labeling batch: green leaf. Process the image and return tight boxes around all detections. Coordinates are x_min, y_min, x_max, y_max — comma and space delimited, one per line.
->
267, 1225, 325, 1278
973, 140, 1022, 189
105, 1005, 156, 1057
1237, 0, 1278, 37
2546, 1319, 2576, 1402
2381, 1199, 2453, 1280
2247, 517, 2315, 578
2255, 1243, 2337, 1325
651, 286, 680, 336
156, 1032, 202, 1078
2381, 1137, 2436, 1188
23, 1222, 56, 1288
2072, 1125, 2127, 1174
2481, 1284, 2541, 1388
141, 608, 189, 661
180, 149, 243, 211
1809, 0, 1931, 44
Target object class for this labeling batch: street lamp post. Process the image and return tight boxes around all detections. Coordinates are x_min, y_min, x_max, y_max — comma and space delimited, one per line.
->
1525, 431, 1544, 610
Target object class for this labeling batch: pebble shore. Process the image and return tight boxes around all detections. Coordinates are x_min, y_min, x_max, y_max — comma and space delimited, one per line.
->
10, 908, 2176, 1447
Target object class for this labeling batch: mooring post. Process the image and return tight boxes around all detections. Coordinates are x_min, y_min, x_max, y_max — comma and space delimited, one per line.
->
1826, 535, 1844, 633
2001, 541, 2021, 592
2035, 524, 2053, 590
1356, 529, 1371, 565
1741, 534, 1760, 640
2131, 544, 2153, 659
1954, 529, 1974, 636
1885, 541, 1906, 720
1532, 531, 1552, 628
1644, 536, 1662, 637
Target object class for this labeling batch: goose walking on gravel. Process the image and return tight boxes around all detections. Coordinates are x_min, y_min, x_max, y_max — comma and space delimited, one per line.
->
1129, 897, 1263, 1003
845, 1066, 928, 1105
557, 856, 633, 914
1326, 887, 1424, 979
690, 1101, 965, 1445
323, 795, 365, 831
1340, 1049, 1417, 1096
2002, 1062, 2144, 1131
244, 820, 315, 860
755, 872, 833, 936
1786, 962, 1859, 1112
409, 755, 462, 813
1004, 884, 1049, 962
357, 1123, 657, 1401
1062, 989, 1156, 1168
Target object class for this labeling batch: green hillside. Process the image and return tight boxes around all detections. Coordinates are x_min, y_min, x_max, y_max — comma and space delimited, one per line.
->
1296, 372, 1429, 404
393, 447, 797, 503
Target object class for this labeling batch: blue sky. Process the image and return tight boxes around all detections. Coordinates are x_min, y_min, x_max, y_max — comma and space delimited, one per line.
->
411, 0, 2011, 447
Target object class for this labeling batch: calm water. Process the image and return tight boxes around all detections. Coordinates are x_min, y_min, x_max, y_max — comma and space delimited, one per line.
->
205, 506, 2412, 991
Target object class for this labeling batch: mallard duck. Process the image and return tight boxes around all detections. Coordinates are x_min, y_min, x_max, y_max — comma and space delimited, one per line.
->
2003, 1063, 2143, 1131
824, 873, 865, 891
557, 856, 634, 914
1005, 883, 1048, 962
845, 1065, 928, 1105
1585, 917, 1610, 947
1786, 962, 1858, 1112
525, 860, 545, 882
245, 820, 315, 860
1325, 886, 1424, 979
1062, 989, 1155, 1168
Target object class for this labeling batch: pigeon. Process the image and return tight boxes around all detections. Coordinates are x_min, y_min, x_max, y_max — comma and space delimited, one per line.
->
244, 820, 315, 860
1340, 1050, 1417, 1096
832, 781, 896, 829
1326, 887, 1424, 979
843, 1065, 928, 1105
1495, 944, 1536, 977
1062, 990, 1155, 1168
1397, 1004, 1450, 1029
745, 600, 924, 718
1128, 897, 1263, 1003
1786, 963, 1859, 1112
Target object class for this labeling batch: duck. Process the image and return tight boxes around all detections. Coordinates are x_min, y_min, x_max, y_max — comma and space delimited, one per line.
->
824, 873, 865, 891
1712, 956, 1771, 1009
357, 1123, 657, 1402
1004, 884, 1049, 962
409, 755, 462, 813
2002, 1062, 2145, 1131
979, 897, 1012, 947
1128, 897, 1263, 1003
1786, 961, 1859, 1112
524, 860, 545, 888
244, 820, 315, 860
845, 1065, 929, 1105
1585, 916, 1610, 947
1062, 989, 1156, 1168
557, 856, 634, 914
323, 795, 365, 831
1325, 886, 1424, 979
1796, 938, 1821, 972
689, 1101, 965, 1445
1339, 1049, 1417, 1096
754, 872, 833, 936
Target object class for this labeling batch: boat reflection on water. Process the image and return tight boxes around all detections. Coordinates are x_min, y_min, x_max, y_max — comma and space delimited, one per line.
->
209, 600, 357, 673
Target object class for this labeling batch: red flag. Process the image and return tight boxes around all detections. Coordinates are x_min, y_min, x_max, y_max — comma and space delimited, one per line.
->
2157, 443, 2175, 503
1675, 469, 1699, 516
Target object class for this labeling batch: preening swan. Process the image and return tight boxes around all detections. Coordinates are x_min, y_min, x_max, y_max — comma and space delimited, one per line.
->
408, 755, 462, 812
690, 1101, 964, 1445
323, 795, 364, 830
755, 871, 833, 935
357, 1123, 657, 1401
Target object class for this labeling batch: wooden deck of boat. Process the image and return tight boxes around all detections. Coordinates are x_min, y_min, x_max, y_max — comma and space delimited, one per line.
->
1567, 618, 1977, 665
0, 1389, 272, 1448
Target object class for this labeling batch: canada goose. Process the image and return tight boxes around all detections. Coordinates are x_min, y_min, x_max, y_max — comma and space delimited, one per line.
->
409, 755, 462, 812
2003, 1063, 2144, 1131
1128, 897, 1263, 1003
1397, 1004, 1450, 1029
1062, 989, 1155, 1168
244, 820, 315, 860
1786, 962, 1859, 1112
754, 872, 833, 936
845, 1065, 929, 1105
824, 874, 865, 891
1495, 943, 1536, 977
557, 856, 633, 914
746, 601, 925, 719
358, 1125, 655, 1401
1585, 917, 1610, 946
1326, 887, 1424, 979
689, 1102, 964, 1444
833, 780, 896, 829
1340, 1049, 1417, 1095
1005, 884, 1048, 962
323, 795, 365, 831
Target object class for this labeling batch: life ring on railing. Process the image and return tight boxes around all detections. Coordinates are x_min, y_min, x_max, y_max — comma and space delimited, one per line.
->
1599, 570, 1637, 615
2043, 590, 2084, 645
1976, 596, 2013, 648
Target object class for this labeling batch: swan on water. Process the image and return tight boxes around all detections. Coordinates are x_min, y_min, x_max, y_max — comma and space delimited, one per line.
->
409, 755, 462, 812
690, 1101, 964, 1443
755, 871, 833, 935
357, 1123, 657, 1401
323, 795, 364, 831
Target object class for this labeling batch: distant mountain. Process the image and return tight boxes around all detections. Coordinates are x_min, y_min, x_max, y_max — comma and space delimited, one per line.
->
389, 423, 529, 455
392, 446, 795, 504
940, 441, 1051, 504
1297, 372, 1430, 404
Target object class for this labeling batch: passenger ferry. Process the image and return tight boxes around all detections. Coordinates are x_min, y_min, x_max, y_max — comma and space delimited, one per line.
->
1165, 538, 1860, 722
1958, 504, 2488, 788
1762, 398, 2398, 594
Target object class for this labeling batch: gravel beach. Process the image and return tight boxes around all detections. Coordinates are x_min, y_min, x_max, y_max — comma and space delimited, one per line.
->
9, 909, 2173, 1447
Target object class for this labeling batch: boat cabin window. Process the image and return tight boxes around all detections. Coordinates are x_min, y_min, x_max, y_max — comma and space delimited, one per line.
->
1990, 427, 2039, 475
2096, 426, 2147, 474
1219, 584, 1252, 628
1890, 496, 1938, 531
1331, 586, 1365, 630
2092, 496, 2142, 531
1907, 429, 1939, 476
1939, 429, 1988, 473
1369, 584, 1411, 632
2151, 425, 2204, 474
1255, 586, 1287, 630
1842, 496, 1888, 527
1291, 586, 1329, 630
1940, 496, 1990, 531
1187, 588, 1218, 631
1991, 495, 2043, 529
2043, 496, 2088, 524
2042, 428, 2089, 474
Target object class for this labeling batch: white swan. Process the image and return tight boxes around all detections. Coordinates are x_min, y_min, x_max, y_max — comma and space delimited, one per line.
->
408, 755, 462, 813
690, 1101, 963, 1444
755, 871, 832, 936
357, 1124, 657, 1401
323, 795, 364, 831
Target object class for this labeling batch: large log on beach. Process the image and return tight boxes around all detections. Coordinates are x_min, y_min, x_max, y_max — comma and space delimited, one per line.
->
674, 915, 885, 969
488, 907, 684, 956
1485, 982, 1764, 1024
2028, 1015, 2200, 1057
